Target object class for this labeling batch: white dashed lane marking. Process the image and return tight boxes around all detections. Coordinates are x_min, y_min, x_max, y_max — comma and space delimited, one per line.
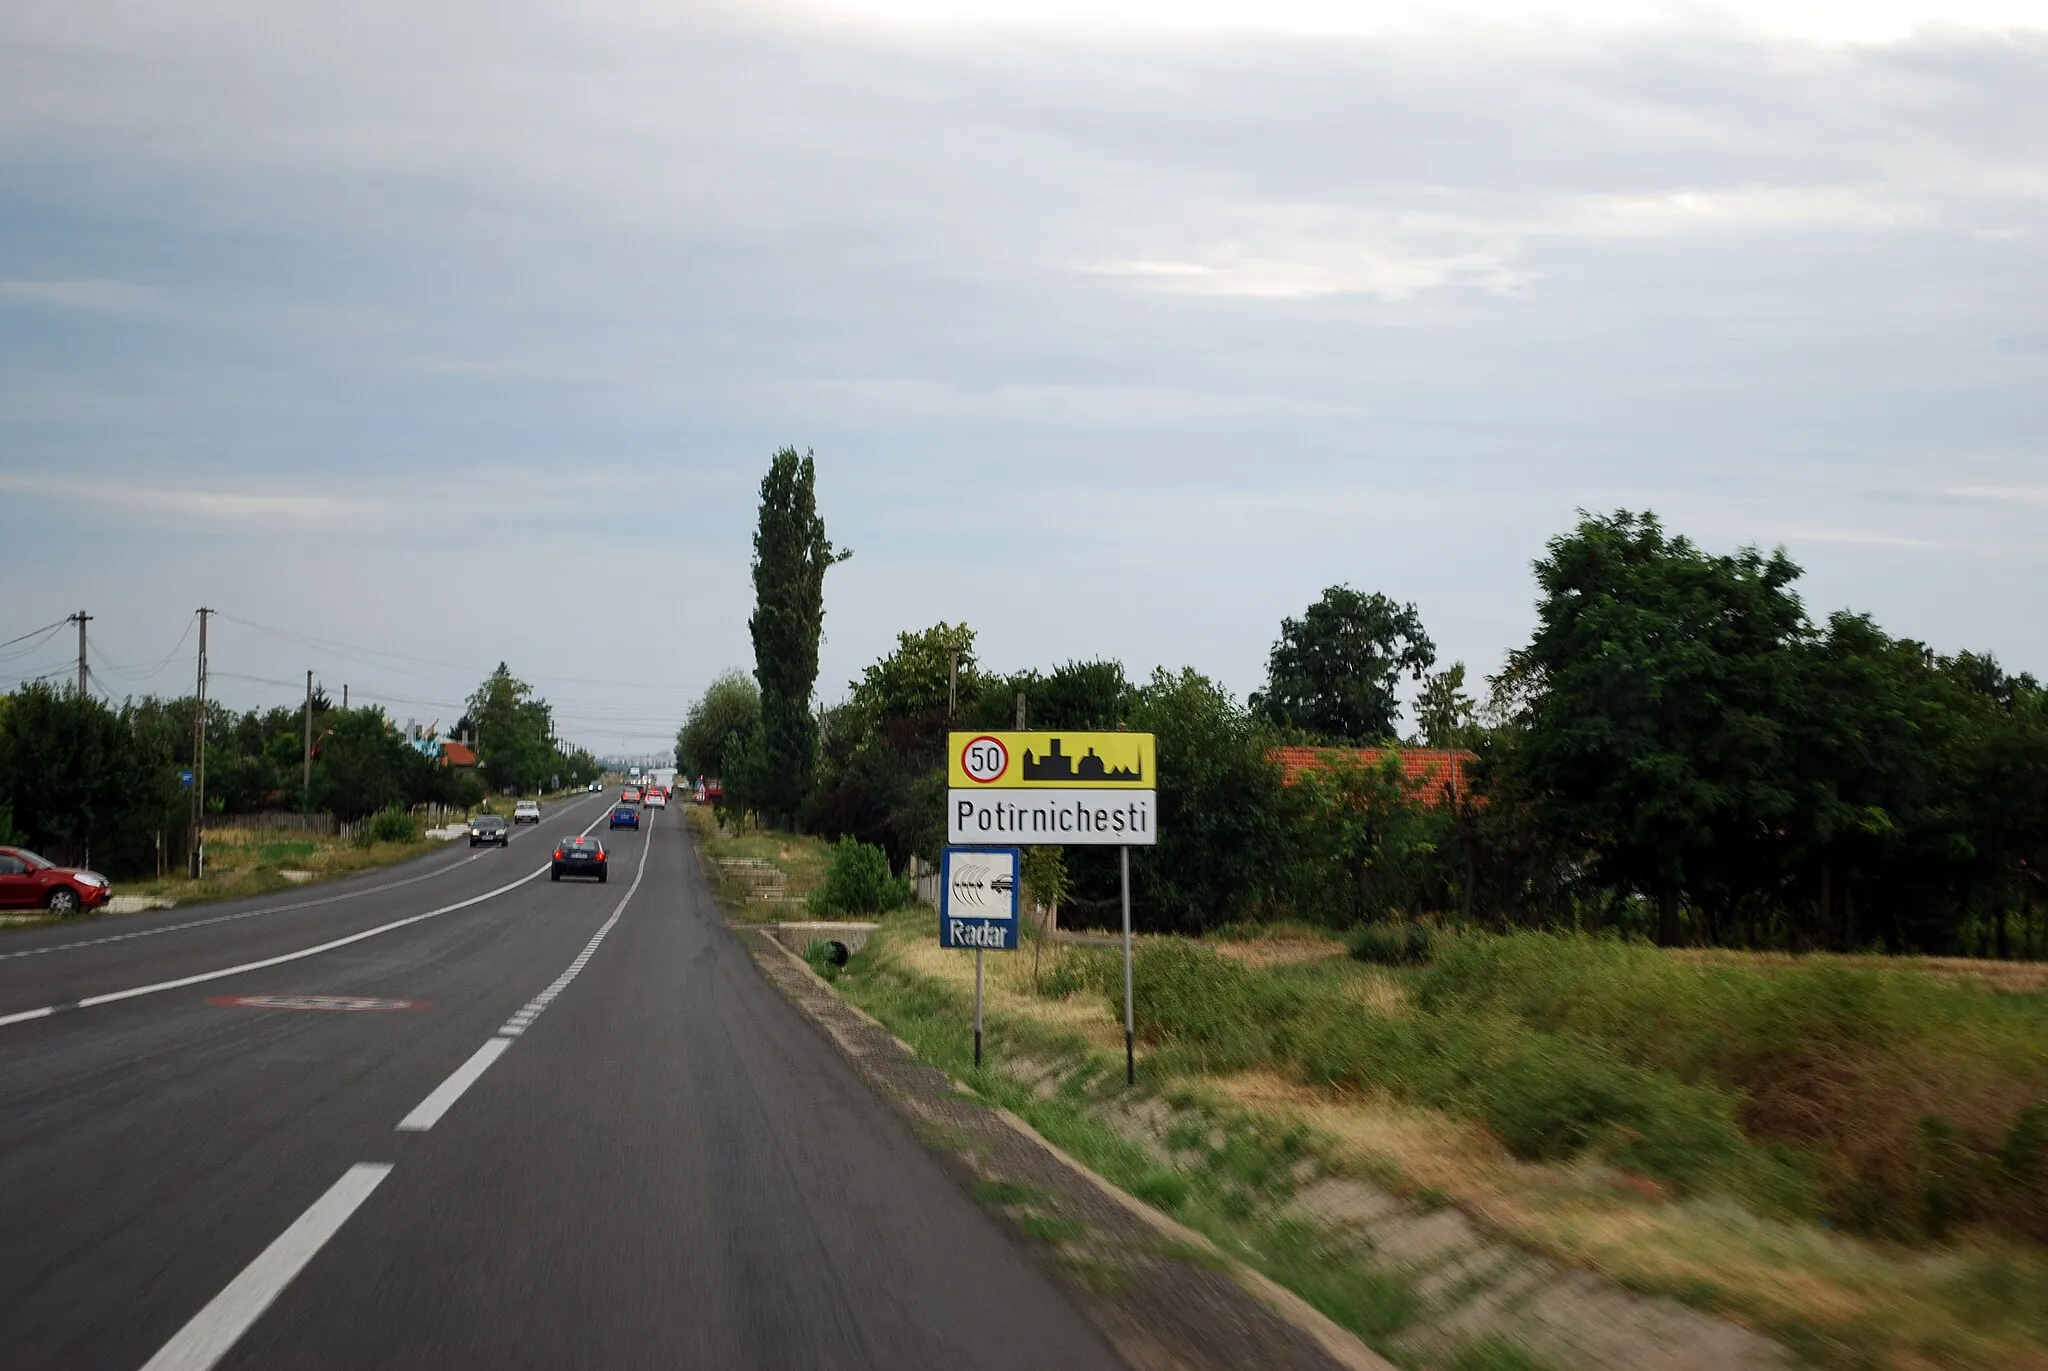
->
138, 1163, 393, 1371
388, 814, 655, 1131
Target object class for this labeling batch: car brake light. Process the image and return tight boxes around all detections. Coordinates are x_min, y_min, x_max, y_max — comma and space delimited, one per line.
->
553, 849, 564, 860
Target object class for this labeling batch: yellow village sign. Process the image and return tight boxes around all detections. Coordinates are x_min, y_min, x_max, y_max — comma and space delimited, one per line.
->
948, 731, 1156, 790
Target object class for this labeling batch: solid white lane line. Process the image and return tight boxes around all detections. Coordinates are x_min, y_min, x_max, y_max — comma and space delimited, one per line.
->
0, 806, 619, 1033
394, 1038, 512, 1132
138, 1163, 393, 1371
0, 792, 608, 964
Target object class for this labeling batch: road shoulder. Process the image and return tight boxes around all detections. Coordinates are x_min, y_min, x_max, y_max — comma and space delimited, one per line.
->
740, 924, 1396, 1371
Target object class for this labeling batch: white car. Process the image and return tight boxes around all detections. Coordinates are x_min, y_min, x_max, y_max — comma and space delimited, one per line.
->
645, 789, 667, 809
513, 800, 542, 824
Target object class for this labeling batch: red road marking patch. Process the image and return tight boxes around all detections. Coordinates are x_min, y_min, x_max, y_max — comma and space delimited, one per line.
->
209, 994, 429, 1012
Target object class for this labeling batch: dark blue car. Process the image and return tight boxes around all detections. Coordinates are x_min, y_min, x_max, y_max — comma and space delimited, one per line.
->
608, 804, 640, 830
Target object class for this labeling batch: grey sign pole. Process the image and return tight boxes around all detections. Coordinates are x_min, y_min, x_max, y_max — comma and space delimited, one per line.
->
974, 947, 985, 1069
1121, 844, 1134, 1085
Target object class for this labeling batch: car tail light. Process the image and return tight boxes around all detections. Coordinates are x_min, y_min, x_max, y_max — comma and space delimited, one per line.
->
553, 849, 564, 860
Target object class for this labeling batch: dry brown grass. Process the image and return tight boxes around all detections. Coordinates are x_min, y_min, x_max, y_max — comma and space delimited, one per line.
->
1671, 947, 2048, 994
1212, 937, 1347, 968
110, 826, 443, 908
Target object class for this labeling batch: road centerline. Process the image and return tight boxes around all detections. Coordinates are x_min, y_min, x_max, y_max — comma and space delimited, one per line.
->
391, 813, 657, 1135
137, 1162, 393, 1371
394, 1038, 511, 1132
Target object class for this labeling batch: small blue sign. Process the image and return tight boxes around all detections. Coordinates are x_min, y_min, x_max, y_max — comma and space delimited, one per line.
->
939, 846, 1021, 950
179, 769, 194, 789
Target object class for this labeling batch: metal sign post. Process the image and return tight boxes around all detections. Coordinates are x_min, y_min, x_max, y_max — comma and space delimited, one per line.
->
1121, 844, 1134, 1085
974, 948, 985, 1069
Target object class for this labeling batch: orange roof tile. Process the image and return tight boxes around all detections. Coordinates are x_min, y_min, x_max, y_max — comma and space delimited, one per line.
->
1268, 746, 1477, 806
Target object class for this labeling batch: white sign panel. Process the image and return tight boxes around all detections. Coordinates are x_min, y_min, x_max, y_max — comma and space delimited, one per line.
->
948, 788, 1158, 846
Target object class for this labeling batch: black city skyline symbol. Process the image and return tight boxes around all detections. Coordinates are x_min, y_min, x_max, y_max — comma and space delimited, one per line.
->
1021, 736, 1143, 783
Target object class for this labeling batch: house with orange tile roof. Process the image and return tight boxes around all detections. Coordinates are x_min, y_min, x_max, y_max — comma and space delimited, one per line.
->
1268, 746, 1477, 807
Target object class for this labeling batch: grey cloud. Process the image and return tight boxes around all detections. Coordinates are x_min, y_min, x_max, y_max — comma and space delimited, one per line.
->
1, 3, 2044, 744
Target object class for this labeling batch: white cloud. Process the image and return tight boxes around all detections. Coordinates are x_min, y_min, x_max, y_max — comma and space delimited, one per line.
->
1953, 485, 2048, 506
0, 279, 157, 311
799, 0, 2048, 44
0, 474, 360, 522
1089, 247, 1521, 300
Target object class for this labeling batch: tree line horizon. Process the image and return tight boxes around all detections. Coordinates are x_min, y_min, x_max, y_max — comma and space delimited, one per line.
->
692, 460, 2044, 958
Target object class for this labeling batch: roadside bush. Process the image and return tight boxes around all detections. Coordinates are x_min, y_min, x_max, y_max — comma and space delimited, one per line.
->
364, 807, 421, 844
808, 836, 910, 917
1348, 921, 1433, 966
1475, 1039, 1752, 1191
1038, 944, 1117, 1000
1128, 940, 1303, 1072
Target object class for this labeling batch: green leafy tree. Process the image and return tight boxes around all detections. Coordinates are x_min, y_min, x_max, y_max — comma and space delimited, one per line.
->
1503, 511, 1804, 945
749, 448, 849, 828
676, 670, 760, 777
467, 663, 555, 793
1415, 662, 1480, 749
804, 624, 971, 862
311, 708, 427, 821
1128, 667, 1290, 933
848, 622, 974, 728
1252, 586, 1436, 742
0, 683, 135, 869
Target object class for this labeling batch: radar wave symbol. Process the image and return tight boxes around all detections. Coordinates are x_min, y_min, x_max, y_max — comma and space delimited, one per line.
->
950, 865, 1016, 911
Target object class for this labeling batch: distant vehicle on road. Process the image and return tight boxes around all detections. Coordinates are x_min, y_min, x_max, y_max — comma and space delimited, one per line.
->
587, 781, 603, 793
468, 815, 510, 848
551, 836, 608, 882
512, 800, 542, 825
608, 805, 640, 830
645, 789, 667, 809
621, 788, 641, 805
0, 847, 111, 916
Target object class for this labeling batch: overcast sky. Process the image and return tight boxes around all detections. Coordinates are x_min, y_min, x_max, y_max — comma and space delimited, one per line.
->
3, 0, 2044, 752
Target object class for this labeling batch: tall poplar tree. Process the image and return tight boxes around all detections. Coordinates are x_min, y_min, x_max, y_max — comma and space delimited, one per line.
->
749, 448, 847, 827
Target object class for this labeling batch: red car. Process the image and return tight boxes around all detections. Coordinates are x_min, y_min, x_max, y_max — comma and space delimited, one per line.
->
0, 847, 112, 916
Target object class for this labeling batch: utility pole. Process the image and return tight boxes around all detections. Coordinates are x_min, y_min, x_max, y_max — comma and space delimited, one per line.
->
302, 670, 315, 811
190, 608, 211, 878
71, 610, 92, 696
948, 647, 959, 720
342, 683, 348, 710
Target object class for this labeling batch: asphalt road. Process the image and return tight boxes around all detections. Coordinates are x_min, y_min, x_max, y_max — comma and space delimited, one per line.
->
0, 793, 1126, 1370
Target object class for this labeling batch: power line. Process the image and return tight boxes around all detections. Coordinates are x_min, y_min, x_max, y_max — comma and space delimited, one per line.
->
0, 618, 71, 653
210, 612, 688, 692
93, 613, 199, 683
0, 620, 68, 664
